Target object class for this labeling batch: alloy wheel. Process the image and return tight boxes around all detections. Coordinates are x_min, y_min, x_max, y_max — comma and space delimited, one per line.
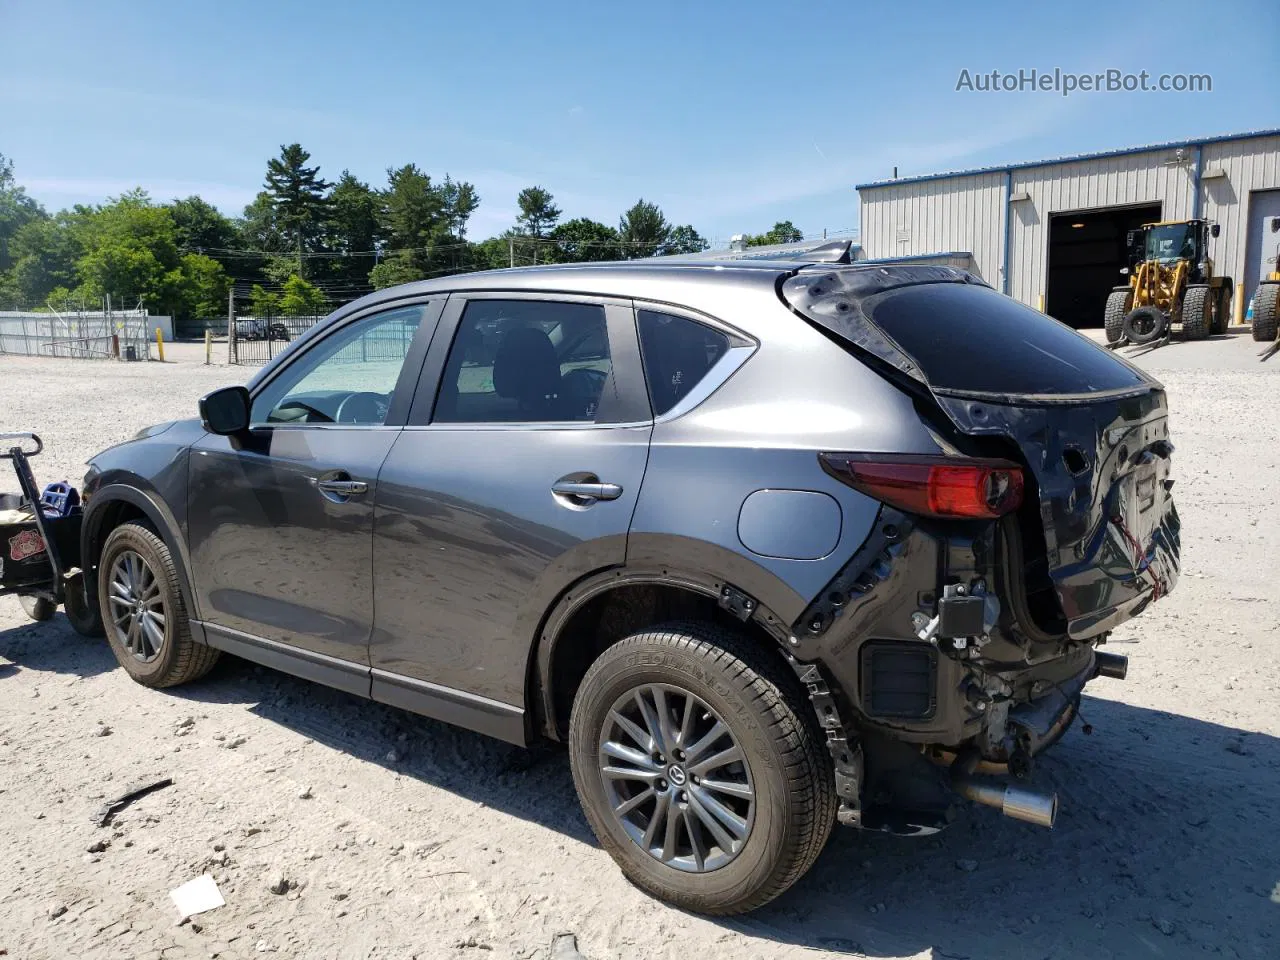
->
107, 550, 166, 663
598, 683, 755, 873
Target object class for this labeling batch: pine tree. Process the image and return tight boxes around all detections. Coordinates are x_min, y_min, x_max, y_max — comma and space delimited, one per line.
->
263, 144, 331, 278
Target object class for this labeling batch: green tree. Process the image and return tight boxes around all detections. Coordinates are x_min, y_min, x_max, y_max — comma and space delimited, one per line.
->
547, 217, 621, 263
249, 283, 279, 315
327, 171, 382, 285
263, 144, 331, 277
745, 220, 803, 246
176, 253, 230, 319
440, 176, 480, 240
239, 190, 286, 252
516, 186, 561, 238
618, 199, 670, 259
277, 274, 327, 315
169, 196, 239, 260
665, 224, 708, 255
0, 152, 46, 275
369, 255, 427, 290
5, 212, 84, 305
74, 189, 184, 312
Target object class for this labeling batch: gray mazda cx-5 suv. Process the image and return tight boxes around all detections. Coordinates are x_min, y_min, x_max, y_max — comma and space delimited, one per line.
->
70, 255, 1178, 914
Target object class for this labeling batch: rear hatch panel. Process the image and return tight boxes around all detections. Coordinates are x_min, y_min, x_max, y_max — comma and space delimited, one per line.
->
782, 265, 1179, 637
935, 391, 1179, 638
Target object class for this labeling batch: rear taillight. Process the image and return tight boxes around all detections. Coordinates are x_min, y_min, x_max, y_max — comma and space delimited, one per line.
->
820, 453, 1024, 519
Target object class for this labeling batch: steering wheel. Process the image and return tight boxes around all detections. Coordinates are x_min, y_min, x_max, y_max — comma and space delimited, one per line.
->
560, 368, 608, 417
335, 391, 389, 425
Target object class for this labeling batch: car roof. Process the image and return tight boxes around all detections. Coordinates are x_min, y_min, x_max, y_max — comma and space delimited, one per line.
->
343, 260, 799, 310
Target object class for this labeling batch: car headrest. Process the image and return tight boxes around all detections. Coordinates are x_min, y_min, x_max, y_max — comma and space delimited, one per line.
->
493, 326, 561, 405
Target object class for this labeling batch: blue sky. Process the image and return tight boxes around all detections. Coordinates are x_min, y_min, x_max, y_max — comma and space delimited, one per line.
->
3, 0, 1277, 246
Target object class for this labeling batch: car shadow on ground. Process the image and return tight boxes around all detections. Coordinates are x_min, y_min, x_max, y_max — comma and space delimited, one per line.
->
3, 618, 1277, 959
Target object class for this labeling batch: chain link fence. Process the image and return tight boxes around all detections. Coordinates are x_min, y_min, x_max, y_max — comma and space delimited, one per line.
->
0, 309, 156, 360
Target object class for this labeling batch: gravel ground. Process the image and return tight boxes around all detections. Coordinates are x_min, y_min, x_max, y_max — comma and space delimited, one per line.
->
1, 333, 1278, 960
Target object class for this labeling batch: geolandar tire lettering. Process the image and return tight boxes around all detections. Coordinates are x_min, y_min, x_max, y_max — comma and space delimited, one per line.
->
98, 521, 220, 688
568, 621, 836, 915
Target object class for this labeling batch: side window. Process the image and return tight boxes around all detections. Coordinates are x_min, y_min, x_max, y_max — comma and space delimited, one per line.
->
250, 304, 424, 426
636, 309, 730, 416
434, 300, 611, 424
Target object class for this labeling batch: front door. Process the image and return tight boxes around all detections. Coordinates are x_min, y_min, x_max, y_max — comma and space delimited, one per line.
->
369, 294, 653, 736
1244, 189, 1280, 303
187, 300, 440, 685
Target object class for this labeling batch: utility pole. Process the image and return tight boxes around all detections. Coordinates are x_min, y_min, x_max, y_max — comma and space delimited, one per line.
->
509, 236, 514, 268
227, 285, 235, 364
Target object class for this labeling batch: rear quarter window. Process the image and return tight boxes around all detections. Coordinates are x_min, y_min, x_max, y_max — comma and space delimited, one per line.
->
864, 283, 1147, 396
636, 309, 730, 415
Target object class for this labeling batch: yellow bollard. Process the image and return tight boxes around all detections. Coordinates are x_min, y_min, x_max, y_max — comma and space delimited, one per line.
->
205, 329, 213, 365
1037, 293, 1045, 313
155, 327, 165, 362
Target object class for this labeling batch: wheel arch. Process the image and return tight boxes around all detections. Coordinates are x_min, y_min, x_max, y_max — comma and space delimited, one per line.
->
82, 483, 201, 627
527, 563, 797, 742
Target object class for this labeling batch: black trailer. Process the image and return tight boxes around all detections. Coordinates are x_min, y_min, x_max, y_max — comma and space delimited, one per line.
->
0, 433, 93, 625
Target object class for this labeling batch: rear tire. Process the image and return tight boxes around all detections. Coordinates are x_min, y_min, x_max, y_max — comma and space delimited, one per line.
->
1122, 305, 1168, 345
19, 595, 56, 622
98, 521, 220, 688
1252, 282, 1279, 343
1103, 289, 1131, 344
64, 575, 105, 637
1212, 285, 1231, 335
569, 621, 836, 915
1182, 286, 1211, 340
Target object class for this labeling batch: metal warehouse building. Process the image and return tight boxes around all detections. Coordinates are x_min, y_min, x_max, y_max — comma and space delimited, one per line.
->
856, 129, 1280, 329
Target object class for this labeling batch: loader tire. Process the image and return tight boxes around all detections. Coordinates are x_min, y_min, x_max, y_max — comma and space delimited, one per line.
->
1251, 282, 1279, 343
1182, 286, 1211, 341
1104, 289, 1131, 344
1212, 284, 1232, 335
1122, 306, 1167, 345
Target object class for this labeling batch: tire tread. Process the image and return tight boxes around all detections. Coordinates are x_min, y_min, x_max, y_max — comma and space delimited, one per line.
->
570, 620, 836, 914
100, 521, 219, 688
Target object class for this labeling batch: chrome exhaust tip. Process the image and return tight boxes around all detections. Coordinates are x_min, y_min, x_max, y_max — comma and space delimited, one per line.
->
1095, 651, 1128, 680
952, 776, 1058, 828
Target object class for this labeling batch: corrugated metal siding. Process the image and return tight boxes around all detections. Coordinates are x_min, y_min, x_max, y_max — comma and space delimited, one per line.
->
858, 173, 1004, 284
1007, 150, 1196, 305
860, 133, 1280, 312
1201, 135, 1280, 301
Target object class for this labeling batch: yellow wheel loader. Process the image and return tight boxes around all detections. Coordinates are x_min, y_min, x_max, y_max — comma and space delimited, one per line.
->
1103, 219, 1233, 346
1249, 215, 1279, 344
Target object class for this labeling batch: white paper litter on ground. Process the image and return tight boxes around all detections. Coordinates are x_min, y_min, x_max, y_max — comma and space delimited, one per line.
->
170, 873, 225, 919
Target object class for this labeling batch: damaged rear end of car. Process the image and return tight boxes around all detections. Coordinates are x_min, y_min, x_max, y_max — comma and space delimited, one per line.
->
780, 264, 1180, 833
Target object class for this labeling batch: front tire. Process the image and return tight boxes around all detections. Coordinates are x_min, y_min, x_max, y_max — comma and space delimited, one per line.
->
1103, 289, 1131, 344
569, 622, 836, 915
19, 595, 56, 622
98, 521, 219, 688
1182, 285, 1211, 340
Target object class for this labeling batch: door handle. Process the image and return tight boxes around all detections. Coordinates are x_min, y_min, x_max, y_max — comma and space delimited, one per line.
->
552, 480, 624, 502
310, 474, 369, 500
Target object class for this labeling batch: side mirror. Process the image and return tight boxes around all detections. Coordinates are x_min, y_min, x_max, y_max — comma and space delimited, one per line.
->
1210, 223, 1221, 238
1271, 216, 1280, 233
199, 386, 251, 435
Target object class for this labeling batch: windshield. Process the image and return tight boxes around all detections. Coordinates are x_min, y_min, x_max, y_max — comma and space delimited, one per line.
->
1144, 224, 1197, 263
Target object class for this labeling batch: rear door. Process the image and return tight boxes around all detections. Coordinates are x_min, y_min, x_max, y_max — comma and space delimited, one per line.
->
186, 299, 442, 688
369, 293, 652, 738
